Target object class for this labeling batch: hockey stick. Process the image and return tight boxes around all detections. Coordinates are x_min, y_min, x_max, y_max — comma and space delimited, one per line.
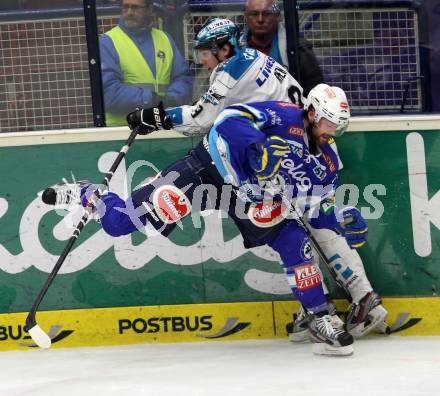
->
25, 127, 139, 349
288, 200, 390, 334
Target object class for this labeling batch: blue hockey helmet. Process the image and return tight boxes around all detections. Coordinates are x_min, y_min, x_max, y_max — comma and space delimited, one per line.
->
192, 18, 240, 63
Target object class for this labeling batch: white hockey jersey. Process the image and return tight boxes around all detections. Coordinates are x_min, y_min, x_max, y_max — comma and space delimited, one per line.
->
166, 47, 304, 136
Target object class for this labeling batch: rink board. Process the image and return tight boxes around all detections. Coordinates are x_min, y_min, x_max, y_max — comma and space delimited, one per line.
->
1, 117, 440, 352
0, 297, 438, 351
1, 119, 440, 316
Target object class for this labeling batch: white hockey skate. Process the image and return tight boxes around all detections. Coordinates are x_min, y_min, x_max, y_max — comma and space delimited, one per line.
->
41, 178, 90, 208
289, 305, 310, 343
289, 301, 344, 343
41, 179, 102, 220
346, 291, 389, 338
309, 314, 354, 356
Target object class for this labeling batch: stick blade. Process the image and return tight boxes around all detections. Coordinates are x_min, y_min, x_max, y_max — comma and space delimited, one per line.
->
28, 324, 52, 349
375, 321, 391, 335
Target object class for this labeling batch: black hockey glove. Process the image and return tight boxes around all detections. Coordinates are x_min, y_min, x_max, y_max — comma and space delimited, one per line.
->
126, 102, 173, 135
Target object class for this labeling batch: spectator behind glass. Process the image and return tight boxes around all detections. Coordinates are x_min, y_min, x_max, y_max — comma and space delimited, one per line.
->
241, 0, 324, 96
100, 0, 193, 126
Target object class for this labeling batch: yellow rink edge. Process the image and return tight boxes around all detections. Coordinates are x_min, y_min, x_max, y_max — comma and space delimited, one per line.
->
0, 297, 438, 351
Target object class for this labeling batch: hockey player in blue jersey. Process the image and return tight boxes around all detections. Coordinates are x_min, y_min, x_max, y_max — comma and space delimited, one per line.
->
43, 84, 367, 356
148, 18, 388, 339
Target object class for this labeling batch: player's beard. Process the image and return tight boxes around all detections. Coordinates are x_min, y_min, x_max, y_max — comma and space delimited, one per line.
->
308, 123, 332, 149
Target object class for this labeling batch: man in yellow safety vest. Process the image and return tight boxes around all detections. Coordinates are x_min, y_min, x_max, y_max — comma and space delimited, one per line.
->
100, 0, 193, 126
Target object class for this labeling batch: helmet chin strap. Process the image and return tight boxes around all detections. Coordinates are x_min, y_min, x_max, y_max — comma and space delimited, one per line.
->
305, 122, 318, 154
208, 44, 222, 64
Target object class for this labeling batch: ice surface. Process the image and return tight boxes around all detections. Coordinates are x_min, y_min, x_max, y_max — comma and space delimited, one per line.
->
1, 337, 439, 396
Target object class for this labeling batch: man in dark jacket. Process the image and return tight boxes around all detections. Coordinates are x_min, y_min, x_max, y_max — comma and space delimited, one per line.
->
240, 0, 324, 95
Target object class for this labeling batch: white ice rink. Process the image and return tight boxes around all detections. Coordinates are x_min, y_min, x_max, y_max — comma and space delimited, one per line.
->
1, 337, 439, 396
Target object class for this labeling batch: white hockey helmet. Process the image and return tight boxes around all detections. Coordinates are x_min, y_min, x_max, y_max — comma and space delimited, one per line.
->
304, 84, 350, 136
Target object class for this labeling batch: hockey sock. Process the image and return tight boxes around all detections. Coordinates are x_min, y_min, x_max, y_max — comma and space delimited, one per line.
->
284, 263, 328, 314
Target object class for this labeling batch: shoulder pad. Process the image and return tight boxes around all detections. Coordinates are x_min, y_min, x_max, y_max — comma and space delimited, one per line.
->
219, 51, 255, 80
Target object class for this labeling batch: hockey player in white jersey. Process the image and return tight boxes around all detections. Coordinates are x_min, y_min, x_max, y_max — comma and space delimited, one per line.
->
164, 18, 304, 136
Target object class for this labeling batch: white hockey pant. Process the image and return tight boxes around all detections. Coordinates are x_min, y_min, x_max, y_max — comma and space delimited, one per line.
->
309, 227, 373, 303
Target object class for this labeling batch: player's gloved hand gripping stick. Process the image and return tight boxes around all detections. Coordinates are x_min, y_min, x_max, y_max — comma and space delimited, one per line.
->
25, 123, 142, 349
126, 102, 172, 134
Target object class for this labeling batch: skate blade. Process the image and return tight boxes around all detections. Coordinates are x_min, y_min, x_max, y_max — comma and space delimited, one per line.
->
312, 343, 354, 356
348, 305, 388, 338
288, 329, 310, 343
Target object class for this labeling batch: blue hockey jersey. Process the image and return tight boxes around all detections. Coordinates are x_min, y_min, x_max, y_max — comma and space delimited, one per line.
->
207, 101, 339, 207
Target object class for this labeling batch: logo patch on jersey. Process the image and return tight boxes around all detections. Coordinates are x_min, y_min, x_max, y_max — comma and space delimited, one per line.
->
340, 102, 349, 109
274, 66, 287, 82
278, 102, 300, 108
295, 262, 321, 291
322, 152, 337, 173
266, 108, 282, 125
288, 126, 304, 137
300, 239, 313, 261
152, 185, 191, 224
243, 48, 257, 60
312, 163, 327, 180
288, 140, 303, 157
202, 87, 224, 106
248, 201, 289, 228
